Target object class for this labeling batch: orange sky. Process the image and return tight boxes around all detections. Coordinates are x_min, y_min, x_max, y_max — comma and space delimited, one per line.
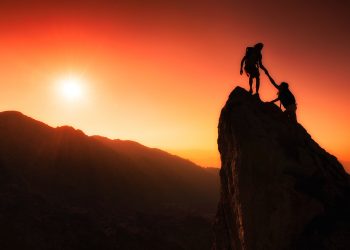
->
0, 0, 349, 171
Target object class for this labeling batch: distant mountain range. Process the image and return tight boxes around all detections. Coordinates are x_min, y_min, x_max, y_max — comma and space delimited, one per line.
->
0, 111, 219, 250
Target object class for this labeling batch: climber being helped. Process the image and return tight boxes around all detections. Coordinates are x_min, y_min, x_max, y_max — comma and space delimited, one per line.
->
240, 42, 267, 95
264, 69, 297, 122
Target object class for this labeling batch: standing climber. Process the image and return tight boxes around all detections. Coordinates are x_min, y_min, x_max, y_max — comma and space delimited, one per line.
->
240, 42, 267, 95
264, 69, 297, 122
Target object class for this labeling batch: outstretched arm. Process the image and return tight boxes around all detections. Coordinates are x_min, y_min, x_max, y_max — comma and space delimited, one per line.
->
264, 70, 279, 89
240, 56, 245, 75
258, 55, 267, 72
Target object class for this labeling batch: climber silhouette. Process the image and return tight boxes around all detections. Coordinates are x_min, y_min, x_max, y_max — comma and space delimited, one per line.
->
240, 43, 267, 95
264, 69, 297, 122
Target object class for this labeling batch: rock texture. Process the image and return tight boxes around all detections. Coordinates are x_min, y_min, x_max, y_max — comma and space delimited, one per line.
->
213, 87, 350, 250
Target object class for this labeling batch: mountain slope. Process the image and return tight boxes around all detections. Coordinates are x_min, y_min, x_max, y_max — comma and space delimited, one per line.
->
212, 87, 350, 250
0, 111, 219, 250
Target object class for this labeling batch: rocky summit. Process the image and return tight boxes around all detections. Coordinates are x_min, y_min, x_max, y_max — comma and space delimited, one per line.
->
212, 87, 350, 250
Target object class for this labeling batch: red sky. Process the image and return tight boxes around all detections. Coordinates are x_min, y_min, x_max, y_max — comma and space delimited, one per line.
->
0, 0, 349, 170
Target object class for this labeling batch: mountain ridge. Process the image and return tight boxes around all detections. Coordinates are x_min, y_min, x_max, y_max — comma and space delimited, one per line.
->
0, 110, 219, 250
0, 110, 200, 164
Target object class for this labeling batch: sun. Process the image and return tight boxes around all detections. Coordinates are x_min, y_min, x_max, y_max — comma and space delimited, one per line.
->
57, 75, 84, 101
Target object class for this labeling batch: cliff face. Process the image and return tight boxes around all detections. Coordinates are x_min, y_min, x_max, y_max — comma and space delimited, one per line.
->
213, 87, 350, 250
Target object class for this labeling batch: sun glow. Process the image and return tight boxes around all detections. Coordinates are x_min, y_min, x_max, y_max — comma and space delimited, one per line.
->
57, 75, 85, 101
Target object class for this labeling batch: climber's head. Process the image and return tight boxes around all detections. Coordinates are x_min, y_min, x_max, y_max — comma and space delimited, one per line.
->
254, 43, 264, 50
280, 82, 289, 89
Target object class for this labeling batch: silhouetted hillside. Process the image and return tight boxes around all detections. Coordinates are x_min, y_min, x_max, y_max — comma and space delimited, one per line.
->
213, 87, 350, 250
0, 111, 219, 250
343, 161, 350, 174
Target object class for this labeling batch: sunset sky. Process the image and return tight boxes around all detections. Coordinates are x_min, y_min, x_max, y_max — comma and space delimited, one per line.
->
0, 0, 349, 170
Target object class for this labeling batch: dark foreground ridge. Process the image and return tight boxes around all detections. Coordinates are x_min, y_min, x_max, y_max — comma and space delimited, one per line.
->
0, 111, 219, 250
213, 87, 350, 250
